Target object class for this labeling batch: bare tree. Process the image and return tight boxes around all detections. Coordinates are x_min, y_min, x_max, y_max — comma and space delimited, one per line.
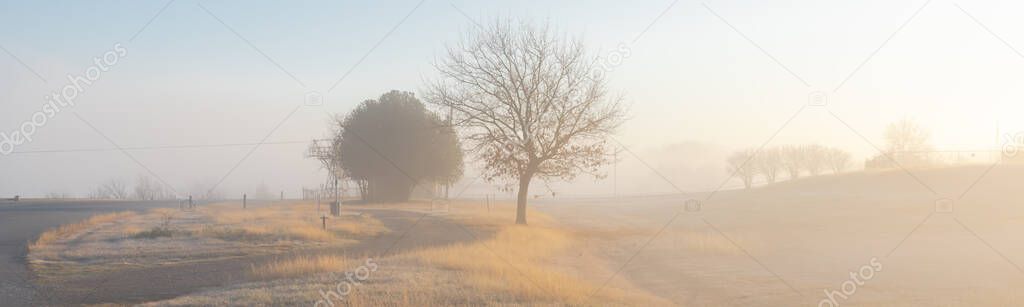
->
426, 19, 625, 224
802, 144, 828, 176
755, 147, 782, 183
727, 149, 758, 189
45, 192, 71, 199
826, 147, 852, 174
96, 178, 129, 200
781, 145, 804, 180
133, 175, 166, 200
884, 118, 931, 166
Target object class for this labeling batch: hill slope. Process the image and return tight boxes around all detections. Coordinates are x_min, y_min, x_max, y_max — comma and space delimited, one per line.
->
543, 164, 1024, 306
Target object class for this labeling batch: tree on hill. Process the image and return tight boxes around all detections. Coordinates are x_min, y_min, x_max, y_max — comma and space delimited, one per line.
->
884, 118, 932, 167
781, 145, 804, 180
336, 90, 463, 203
826, 148, 852, 174
426, 19, 625, 225
727, 149, 758, 189
802, 144, 828, 176
755, 147, 782, 183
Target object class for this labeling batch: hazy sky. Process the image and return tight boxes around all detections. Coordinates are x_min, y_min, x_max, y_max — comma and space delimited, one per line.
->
2, 0, 1023, 197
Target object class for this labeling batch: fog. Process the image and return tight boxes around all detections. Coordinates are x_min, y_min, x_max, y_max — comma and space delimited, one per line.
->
3, 1, 1020, 198
8, 1, 1024, 306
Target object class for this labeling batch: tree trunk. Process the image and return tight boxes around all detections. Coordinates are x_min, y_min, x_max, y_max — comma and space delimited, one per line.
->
515, 172, 533, 225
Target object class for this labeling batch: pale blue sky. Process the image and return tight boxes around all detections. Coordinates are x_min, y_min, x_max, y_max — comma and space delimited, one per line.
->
3, 0, 1024, 197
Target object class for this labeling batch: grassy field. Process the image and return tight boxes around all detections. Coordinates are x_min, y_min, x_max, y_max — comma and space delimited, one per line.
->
29, 211, 136, 251
138, 201, 669, 306
46, 164, 1019, 306
539, 164, 1024, 306
27, 201, 387, 279
41, 166, 1024, 304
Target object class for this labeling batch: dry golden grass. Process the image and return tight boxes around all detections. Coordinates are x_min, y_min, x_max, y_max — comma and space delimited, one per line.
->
198, 202, 385, 243
342, 286, 464, 307
407, 215, 650, 305
28, 201, 388, 280
331, 214, 387, 236
197, 222, 335, 242
29, 211, 135, 250
674, 230, 747, 254
120, 224, 144, 238
141, 202, 669, 306
253, 255, 351, 279
150, 207, 178, 217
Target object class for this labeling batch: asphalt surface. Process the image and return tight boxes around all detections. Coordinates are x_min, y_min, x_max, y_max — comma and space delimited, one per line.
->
49, 208, 475, 305
0, 200, 485, 306
0, 200, 178, 306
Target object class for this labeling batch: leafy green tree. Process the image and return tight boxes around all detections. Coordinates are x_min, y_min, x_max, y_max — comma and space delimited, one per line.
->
335, 90, 463, 202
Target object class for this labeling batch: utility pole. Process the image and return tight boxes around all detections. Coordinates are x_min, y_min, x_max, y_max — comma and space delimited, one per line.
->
243, 193, 246, 209
308, 138, 342, 216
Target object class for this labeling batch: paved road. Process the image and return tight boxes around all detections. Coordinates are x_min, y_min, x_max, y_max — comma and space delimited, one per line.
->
0, 200, 178, 306
0, 200, 488, 306
49, 207, 481, 305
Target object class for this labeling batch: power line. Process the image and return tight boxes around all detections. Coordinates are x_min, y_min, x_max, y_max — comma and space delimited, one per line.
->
7, 140, 310, 155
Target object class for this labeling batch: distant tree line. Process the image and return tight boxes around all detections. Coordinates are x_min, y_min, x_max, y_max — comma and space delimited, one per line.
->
88, 175, 175, 200
727, 145, 852, 189
866, 118, 933, 169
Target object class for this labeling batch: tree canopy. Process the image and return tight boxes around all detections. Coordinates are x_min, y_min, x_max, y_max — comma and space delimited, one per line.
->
336, 90, 463, 202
